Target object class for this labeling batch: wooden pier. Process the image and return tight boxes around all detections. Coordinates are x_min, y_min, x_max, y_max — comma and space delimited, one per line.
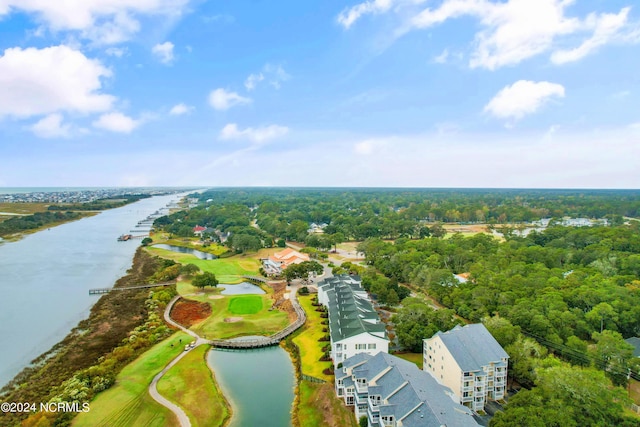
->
89, 282, 174, 295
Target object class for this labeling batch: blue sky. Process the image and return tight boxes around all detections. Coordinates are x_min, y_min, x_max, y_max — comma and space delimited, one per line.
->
1, 0, 639, 188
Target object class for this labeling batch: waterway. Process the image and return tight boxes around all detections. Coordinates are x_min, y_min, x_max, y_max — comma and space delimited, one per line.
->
219, 282, 265, 295
0, 192, 189, 387
208, 346, 295, 427
153, 244, 218, 260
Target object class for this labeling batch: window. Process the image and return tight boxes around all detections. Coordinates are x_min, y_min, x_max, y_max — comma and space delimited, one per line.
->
355, 343, 367, 350
368, 343, 376, 349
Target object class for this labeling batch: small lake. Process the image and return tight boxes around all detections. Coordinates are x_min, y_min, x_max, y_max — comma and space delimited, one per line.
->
153, 244, 217, 260
219, 282, 265, 295
208, 346, 295, 427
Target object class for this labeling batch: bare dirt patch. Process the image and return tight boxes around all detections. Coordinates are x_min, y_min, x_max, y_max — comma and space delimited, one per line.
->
224, 317, 244, 323
443, 224, 489, 234
171, 299, 212, 327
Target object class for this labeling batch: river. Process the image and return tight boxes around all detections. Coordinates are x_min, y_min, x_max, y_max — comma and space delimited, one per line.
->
0, 193, 189, 387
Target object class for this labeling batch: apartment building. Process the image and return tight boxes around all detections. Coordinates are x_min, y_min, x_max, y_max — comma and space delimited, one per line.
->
335, 352, 481, 427
317, 275, 388, 363
423, 323, 509, 412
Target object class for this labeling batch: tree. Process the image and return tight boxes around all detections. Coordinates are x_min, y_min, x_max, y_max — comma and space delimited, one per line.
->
483, 316, 521, 348
491, 364, 632, 427
283, 261, 324, 283
141, 237, 153, 246
429, 223, 446, 238
192, 272, 218, 288
359, 416, 368, 427
180, 263, 200, 277
590, 330, 634, 386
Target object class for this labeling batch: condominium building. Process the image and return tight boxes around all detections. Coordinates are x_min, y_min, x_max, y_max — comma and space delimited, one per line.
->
423, 323, 509, 412
317, 275, 388, 363
335, 352, 481, 427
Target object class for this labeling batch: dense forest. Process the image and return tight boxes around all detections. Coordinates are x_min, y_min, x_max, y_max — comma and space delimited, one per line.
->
151, 188, 640, 424
46, 194, 151, 211
0, 211, 82, 237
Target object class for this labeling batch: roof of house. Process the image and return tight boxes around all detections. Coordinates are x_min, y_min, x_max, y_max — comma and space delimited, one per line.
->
319, 275, 387, 342
345, 352, 480, 427
193, 225, 206, 232
428, 324, 509, 372
625, 337, 640, 357
268, 248, 310, 267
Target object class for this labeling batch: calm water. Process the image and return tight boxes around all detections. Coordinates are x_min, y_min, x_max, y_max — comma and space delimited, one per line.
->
153, 244, 218, 260
219, 282, 265, 295
208, 346, 295, 427
0, 193, 188, 387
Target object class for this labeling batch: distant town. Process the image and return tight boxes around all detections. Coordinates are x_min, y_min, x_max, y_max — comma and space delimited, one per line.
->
0, 188, 195, 204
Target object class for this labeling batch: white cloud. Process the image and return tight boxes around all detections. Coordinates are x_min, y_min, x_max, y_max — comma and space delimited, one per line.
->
152, 41, 174, 64
264, 64, 291, 89
0, 0, 190, 44
208, 88, 252, 111
30, 114, 71, 138
337, 0, 395, 29
169, 103, 193, 115
0, 45, 115, 118
244, 64, 291, 91
92, 112, 139, 133
219, 123, 289, 144
433, 48, 449, 64
412, 0, 584, 69
354, 140, 375, 155
551, 8, 631, 64
105, 47, 128, 57
244, 73, 264, 91
484, 80, 565, 120
344, 0, 637, 69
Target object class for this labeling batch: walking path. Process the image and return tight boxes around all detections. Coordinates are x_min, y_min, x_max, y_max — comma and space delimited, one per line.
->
148, 285, 306, 426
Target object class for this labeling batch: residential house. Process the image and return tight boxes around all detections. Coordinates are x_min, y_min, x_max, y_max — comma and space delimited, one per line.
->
307, 222, 328, 234
317, 275, 388, 364
423, 323, 509, 412
625, 337, 640, 358
261, 248, 310, 275
335, 352, 481, 427
192, 225, 206, 236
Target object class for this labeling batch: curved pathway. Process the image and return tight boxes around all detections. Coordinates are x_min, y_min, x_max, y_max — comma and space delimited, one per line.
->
149, 288, 306, 426
147, 296, 202, 427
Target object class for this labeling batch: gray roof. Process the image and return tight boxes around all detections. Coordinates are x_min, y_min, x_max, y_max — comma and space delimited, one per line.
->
319, 275, 387, 342
625, 337, 640, 357
429, 324, 509, 372
344, 352, 480, 427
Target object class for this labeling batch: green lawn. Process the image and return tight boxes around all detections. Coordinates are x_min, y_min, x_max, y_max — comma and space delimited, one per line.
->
228, 295, 263, 314
395, 352, 423, 369
298, 381, 357, 427
188, 294, 289, 340
156, 345, 230, 427
292, 295, 333, 381
73, 332, 190, 427
146, 246, 260, 284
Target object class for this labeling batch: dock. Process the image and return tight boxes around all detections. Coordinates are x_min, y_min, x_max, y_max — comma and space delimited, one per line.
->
89, 282, 174, 295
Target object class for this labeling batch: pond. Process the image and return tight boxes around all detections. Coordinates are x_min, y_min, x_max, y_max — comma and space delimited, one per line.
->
208, 346, 295, 427
153, 243, 217, 260
219, 282, 265, 295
